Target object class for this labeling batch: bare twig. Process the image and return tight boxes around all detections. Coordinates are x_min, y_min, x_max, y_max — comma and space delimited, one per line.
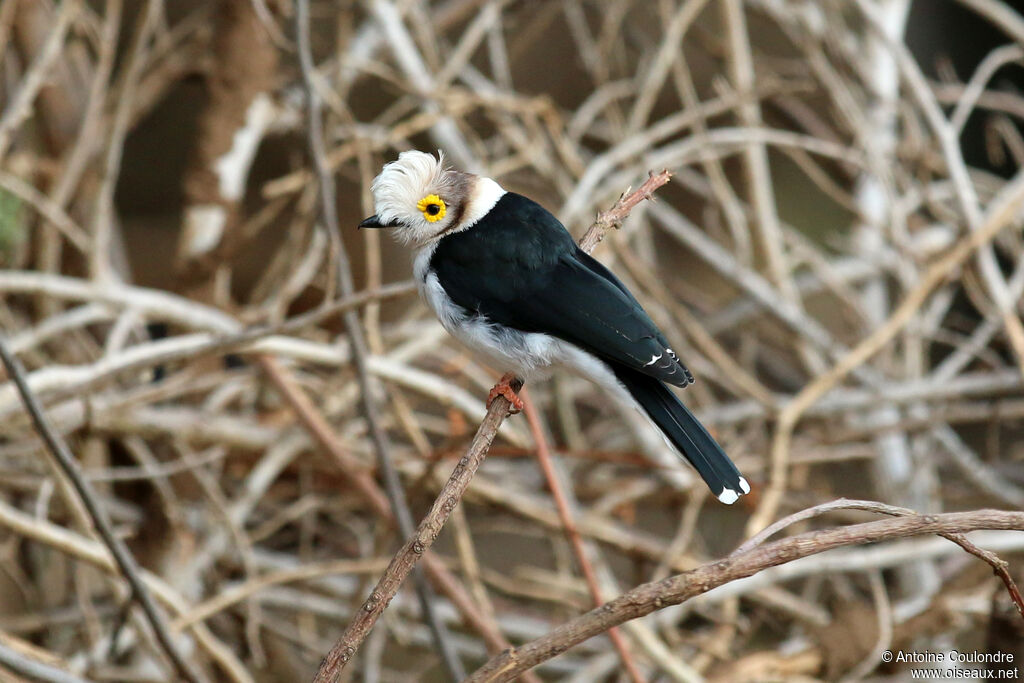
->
0, 638, 89, 683
721, 0, 803, 326
723, 508, 1024, 630
467, 509, 1024, 682
88, 0, 161, 282
256, 352, 531, 672
0, 171, 89, 251
737, 497, 1024, 617
0, 338, 202, 683
578, 169, 672, 253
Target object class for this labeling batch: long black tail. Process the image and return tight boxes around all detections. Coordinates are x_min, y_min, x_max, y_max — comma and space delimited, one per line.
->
613, 365, 748, 504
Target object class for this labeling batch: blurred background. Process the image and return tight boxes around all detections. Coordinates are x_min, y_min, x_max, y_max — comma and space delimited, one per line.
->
1, 0, 1023, 680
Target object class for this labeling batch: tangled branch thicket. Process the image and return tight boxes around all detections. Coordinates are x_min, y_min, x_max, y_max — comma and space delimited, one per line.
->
1, 0, 1023, 681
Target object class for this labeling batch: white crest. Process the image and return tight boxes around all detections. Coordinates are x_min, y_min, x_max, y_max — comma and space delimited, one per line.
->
370, 150, 508, 248
370, 150, 463, 246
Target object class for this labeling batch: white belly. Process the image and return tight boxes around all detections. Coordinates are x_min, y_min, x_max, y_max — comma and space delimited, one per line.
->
418, 270, 557, 378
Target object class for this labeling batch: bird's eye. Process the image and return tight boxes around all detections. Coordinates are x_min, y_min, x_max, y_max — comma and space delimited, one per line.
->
416, 194, 447, 223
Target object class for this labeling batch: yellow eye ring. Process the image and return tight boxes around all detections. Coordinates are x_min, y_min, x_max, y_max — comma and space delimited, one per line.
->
417, 194, 446, 222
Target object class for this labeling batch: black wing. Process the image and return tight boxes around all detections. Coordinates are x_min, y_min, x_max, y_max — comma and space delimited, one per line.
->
431, 193, 693, 387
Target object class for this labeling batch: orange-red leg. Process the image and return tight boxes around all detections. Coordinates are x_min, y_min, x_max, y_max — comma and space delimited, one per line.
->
487, 372, 524, 414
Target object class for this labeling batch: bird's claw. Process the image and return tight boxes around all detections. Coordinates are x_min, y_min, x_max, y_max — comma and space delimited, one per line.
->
487, 373, 524, 415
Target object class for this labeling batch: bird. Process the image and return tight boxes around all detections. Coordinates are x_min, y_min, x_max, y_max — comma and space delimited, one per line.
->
359, 150, 749, 505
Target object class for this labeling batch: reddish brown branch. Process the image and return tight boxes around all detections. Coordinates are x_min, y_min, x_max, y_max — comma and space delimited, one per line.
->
466, 509, 1024, 682
295, 0, 465, 674
521, 388, 647, 683
951, 532, 1024, 620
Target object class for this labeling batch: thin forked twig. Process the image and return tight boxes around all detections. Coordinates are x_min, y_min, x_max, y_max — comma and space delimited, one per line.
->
0, 1, 77, 160
0, 338, 202, 683
578, 168, 672, 253
314, 174, 675, 679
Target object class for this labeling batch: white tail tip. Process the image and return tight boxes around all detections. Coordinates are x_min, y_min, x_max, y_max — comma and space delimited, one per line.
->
718, 488, 740, 505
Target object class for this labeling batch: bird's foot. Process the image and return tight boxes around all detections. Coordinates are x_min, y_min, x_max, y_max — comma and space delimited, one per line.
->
487, 373, 524, 415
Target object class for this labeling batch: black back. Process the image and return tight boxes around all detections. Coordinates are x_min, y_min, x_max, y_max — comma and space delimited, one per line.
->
431, 193, 692, 386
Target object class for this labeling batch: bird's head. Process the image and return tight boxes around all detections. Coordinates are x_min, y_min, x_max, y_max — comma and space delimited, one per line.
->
359, 150, 469, 246
360, 151, 503, 247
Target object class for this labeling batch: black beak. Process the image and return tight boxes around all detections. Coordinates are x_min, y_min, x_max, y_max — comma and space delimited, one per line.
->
358, 215, 394, 229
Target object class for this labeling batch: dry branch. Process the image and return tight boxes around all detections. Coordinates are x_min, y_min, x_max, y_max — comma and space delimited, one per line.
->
577, 169, 672, 252
0, 338, 201, 683
467, 509, 1024, 682
0, 0, 77, 159
736, 498, 1024, 619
